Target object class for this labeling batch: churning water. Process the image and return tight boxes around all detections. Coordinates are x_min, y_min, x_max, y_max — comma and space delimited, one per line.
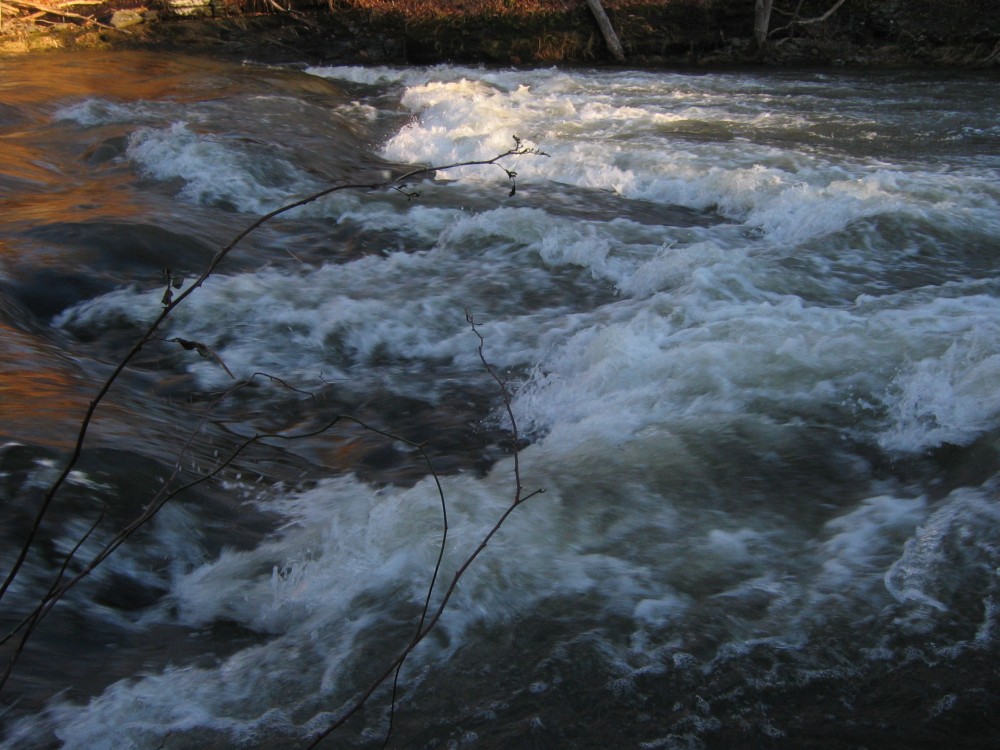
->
1, 51, 1000, 748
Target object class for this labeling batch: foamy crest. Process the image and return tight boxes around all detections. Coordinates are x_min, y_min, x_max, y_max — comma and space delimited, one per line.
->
814, 494, 927, 599
53, 98, 144, 126
512, 292, 862, 447
1, 436, 827, 745
876, 295, 1000, 453
52, 203, 666, 392
22, 460, 672, 747
127, 122, 320, 213
884, 485, 1000, 630
383, 78, 537, 167
346, 67, 998, 252
514, 269, 1000, 457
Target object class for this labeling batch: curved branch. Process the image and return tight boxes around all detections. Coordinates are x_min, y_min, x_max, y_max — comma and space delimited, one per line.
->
1, 399, 448, 692
2, 0, 122, 30
0, 138, 543, 608
307, 315, 542, 748
769, 0, 847, 37
1, 139, 548, 704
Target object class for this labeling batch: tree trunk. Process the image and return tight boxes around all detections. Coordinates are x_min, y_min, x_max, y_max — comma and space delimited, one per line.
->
754, 0, 774, 48
584, 0, 626, 62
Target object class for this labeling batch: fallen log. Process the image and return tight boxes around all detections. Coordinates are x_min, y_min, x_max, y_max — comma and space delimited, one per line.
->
583, 0, 625, 62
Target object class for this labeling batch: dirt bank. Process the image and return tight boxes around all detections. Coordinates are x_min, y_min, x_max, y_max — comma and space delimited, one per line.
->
1, 0, 999, 67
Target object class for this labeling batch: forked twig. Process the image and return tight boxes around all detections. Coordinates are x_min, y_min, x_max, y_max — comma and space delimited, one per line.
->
2, 0, 122, 30
307, 315, 543, 749
0, 137, 542, 610
1, 387, 449, 691
0, 138, 546, 697
769, 0, 847, 37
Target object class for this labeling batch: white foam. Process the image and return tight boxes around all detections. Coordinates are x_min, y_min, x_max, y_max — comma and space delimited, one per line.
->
18, 64, 1000, 747
316, 66, 995, 258
816, 494, 927, 593
53, 190, 1000, 458
24, 461, 676, 746
884, 485, 1000, 626
876, 294, 1000, 453
14, 443, 998, 746
306, 64, 404, 86
49, 203, 644, 391
53, 98, 141, 126
126, 122, 320, 213
510, 273, 1000, 457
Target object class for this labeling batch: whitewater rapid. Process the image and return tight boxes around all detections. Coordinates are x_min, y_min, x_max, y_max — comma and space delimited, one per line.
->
2, 56, 999, 748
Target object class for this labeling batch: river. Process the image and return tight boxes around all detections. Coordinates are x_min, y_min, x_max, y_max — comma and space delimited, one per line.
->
1, 50, 1000, 749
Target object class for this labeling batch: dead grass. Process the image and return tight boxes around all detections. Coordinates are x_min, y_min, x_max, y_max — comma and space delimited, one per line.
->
326, 0, 655, 22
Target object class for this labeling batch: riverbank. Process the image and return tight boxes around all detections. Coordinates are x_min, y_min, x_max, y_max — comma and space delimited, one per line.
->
1, 0, 999, 67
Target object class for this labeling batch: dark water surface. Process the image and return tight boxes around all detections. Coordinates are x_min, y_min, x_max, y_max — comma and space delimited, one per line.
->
2, 51, 1000, 748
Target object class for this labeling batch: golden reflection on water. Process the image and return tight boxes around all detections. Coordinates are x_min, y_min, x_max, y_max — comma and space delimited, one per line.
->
0, 48, 346, 109
0, 322, 89, 448
0, 172, 142, 227
1, 139, 140, 230
0, 49, 248, 107
0, 49, 353, 451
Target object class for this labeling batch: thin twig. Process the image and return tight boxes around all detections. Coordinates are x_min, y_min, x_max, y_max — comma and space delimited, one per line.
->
1, 405, 446, 690
467, 311, 527, 502
2, 0, 123, 30
308, 316, 543, 749
0, 138, 540, 608
769, 0, 847, 36
0, 139, 546, 701
1, 506, 104, 684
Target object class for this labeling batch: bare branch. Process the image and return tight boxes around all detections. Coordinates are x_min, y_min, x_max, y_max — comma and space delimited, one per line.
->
307, 316, 543, 749
2, 0, 122, 30
0, 137, 541, 609
1, 401, 447, 691
466, 311, 529, 502
0, 137, 547, 716
769, 0, 848, 37
167, 337, 236, 379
